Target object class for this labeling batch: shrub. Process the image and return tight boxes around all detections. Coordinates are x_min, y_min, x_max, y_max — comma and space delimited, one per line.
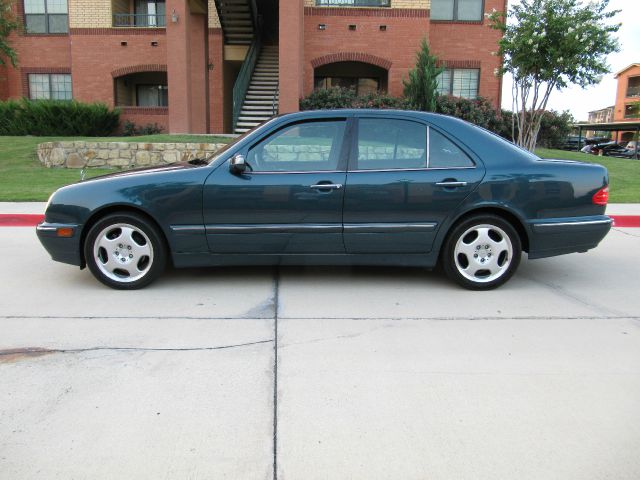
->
300, 87, 409, 111
300, 87, 359, 110
0, 99, 120, 136
121, 120, 163, 136
434, 95, 501, 131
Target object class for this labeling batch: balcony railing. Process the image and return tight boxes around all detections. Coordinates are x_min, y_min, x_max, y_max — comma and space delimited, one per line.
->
626, 86, 640, 98
113, 13, 166, 28
315, 0, 390, 6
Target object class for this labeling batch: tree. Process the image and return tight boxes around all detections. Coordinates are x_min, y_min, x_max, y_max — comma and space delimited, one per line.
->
403, 38, 444, 112
0, 0, 19, 67
489, 0, 620, 151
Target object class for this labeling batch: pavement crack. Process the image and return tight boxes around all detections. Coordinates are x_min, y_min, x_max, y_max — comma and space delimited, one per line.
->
272, 268, 280, 480
613, 227, 640, 238
0, 340, 274, 360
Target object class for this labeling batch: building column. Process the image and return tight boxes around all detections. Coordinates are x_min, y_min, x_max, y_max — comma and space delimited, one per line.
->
166, 0, 208, 133
279, 0, 304, 113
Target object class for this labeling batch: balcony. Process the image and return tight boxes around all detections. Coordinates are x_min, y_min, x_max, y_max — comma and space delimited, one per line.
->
315, 0, 391, 6
626, 86, 640, 98
113, 13, 166, 27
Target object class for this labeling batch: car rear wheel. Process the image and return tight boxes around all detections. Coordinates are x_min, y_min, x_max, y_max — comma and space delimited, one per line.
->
443, 214, 521, 290
84, 213, 166, 290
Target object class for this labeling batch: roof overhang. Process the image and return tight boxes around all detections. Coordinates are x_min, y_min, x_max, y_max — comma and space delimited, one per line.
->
573, 121, 640, 131
614, 63, 640, 78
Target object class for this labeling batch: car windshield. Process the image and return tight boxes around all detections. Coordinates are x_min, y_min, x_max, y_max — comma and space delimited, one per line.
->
206, 117, 281, 165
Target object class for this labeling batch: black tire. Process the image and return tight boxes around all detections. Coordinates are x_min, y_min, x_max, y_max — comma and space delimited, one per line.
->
442, 214, 521, 290
84, 212, 167, 290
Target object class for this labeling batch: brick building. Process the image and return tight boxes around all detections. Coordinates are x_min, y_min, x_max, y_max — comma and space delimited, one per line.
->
613, 64, 640, 129
0, 0, 506, 134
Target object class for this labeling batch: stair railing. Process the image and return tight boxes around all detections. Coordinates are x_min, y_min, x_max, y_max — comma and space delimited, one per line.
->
272, 86, 279, 117
232, 36, 261, 131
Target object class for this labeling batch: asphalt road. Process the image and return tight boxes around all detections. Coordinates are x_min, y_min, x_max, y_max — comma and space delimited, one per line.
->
1, 223, 640, 479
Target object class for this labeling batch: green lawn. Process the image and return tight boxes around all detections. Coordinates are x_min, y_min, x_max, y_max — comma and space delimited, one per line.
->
536, 148, 640, 203
0, 135, 233, 202
0, 137, 637, 202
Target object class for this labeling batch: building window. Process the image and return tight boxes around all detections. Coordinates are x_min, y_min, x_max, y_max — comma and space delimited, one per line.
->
436, 68, 479, 99
627, 77, 640, 98
24, 0, 68, 34
624, 103, 640, 119
431, 0, 483, 21
136, 85, 168, 107
28, 74, 72, 100
135, 0, 166, 27
315, 77, 380, 96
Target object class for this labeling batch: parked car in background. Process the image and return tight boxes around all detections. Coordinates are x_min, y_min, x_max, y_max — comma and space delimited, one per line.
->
37, 110, 612, 291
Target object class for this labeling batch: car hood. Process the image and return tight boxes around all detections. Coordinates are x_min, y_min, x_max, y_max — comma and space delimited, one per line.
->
80, 160, 208, 183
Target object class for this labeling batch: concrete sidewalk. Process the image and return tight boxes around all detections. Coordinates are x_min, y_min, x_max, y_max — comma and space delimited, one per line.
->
2, 202, 640, 215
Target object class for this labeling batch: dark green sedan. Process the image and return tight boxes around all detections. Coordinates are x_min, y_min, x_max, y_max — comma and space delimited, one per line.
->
37, 110, 612, 290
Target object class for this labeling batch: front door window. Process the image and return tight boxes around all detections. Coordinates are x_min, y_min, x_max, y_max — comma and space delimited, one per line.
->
246, 120, 346, 172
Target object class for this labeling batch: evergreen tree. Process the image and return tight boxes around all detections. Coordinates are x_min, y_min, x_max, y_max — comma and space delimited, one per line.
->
403, 38, 443, 112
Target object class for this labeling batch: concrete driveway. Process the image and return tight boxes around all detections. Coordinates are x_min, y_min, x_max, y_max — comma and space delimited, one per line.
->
1, 208, 639, 480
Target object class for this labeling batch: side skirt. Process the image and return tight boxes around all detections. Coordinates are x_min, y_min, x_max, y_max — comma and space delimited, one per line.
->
172, 252, 439, 269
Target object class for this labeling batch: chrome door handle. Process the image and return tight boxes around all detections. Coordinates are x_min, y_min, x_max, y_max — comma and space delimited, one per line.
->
436, 181, 468, 187
310, 183, 343, 190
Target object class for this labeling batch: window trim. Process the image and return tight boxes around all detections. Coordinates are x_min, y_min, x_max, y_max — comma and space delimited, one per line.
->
27, 73, 72, 100
430, 0, 485, 22
23, 0, 69, 34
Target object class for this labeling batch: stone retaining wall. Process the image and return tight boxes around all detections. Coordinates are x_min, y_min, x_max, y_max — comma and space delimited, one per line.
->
37, 141, 226, 169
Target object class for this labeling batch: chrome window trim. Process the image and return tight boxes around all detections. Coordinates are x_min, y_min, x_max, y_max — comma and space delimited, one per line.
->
349, 166, 476, 173
244, 170, 345, 175
426, 125, 431, 169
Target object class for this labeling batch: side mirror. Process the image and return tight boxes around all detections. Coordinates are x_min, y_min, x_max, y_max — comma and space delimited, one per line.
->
229, 154, 247, 174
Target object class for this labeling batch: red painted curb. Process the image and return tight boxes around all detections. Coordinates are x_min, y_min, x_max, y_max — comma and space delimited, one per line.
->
0, 214, 45, 227
2, 213, 640, 228
611, 215, 640, 228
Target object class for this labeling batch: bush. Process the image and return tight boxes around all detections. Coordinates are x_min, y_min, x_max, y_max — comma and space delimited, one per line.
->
434, 95, 501, 131
300, 88, 546, 144
121, 120, 163, 136
300, 87, 359, 110
300, 87, 408, 111
536, 110, 574, 148
0, 99, 120, 136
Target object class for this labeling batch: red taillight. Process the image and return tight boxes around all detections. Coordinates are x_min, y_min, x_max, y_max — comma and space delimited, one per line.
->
593, 186, 609, 206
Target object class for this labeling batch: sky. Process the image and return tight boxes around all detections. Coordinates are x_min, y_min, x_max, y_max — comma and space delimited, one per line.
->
500, 0, 640, 121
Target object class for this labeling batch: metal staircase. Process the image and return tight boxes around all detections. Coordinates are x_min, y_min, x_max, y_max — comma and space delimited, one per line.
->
214, 0, 278, 133
215, 0, 255, 45
235, 45, 279, 133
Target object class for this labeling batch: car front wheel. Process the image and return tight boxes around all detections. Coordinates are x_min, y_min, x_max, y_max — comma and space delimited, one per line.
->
443, 214, 521, 290
84, 213, 166, 290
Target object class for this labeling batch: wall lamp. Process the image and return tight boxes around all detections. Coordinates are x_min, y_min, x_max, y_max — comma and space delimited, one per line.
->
171, 9, 179, 23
